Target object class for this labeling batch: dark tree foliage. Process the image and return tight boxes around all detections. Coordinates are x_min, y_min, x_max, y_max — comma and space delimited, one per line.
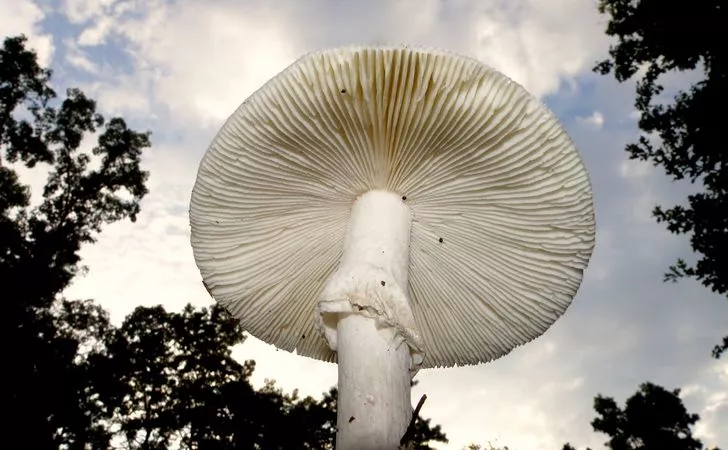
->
2, 34, 150, 449
563, 382, 720, 450
594, 0, 727, 356
96, 304, 255, 449
405, 408, 448, 450
711, 336, 727, 359
464, 444, 510, 450
592, 383, 703, 450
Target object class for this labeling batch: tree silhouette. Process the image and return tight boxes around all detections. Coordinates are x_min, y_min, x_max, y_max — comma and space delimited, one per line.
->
2, 33, 151, 449
594, 0, 727, 357
465, 443, 510, 450
91, 304, 255, 449
562, 445, 581, 450
563, 382, 720, 450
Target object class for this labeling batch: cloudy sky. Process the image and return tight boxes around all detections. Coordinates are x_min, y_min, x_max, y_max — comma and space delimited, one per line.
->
4, 0, 727, 448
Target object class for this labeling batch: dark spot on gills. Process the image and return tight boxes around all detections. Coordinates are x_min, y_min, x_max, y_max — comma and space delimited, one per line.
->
438, 237, 444, 243
340, 88, 347, 94
380, 280, 386, 286
349, 416, 355, 423
401, 195, 407, 200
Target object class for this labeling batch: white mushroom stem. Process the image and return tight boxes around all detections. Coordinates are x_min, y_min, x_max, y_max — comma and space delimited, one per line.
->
316, 189, 420, 450
336, 315, 413, 449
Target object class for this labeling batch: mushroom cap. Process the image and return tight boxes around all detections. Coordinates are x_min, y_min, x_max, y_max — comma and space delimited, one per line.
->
190, 45, 595, 369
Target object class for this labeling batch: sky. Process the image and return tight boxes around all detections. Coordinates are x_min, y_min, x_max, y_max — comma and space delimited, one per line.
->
3, 0, 727, 449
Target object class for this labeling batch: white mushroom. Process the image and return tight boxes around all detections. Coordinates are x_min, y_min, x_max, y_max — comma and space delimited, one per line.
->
190, 45, 595, 449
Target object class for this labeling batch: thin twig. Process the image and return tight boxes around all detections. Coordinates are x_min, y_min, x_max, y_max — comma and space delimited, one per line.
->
399, 394, 427, 448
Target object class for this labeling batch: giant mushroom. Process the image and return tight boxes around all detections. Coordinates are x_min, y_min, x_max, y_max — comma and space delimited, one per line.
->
190, 46, 595, 449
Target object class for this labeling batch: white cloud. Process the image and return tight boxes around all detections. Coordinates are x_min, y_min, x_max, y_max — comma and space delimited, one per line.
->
63, 38, 99, 73
69, 0, 300, 127
60, 0, 116, 24
77, 16, 115, 46
81, 75, 156, 116
619, 158, 651, 179
0, 0, 54, 66
60, 0, 608, 130
473, 0, 608, 97
577, 111, 605, 128
682, 361, 728, 447
63, 140, 206, 317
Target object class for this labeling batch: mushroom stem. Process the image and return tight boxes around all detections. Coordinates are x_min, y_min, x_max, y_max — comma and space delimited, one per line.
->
336, 313, 412, 449
316, 189, 420, 449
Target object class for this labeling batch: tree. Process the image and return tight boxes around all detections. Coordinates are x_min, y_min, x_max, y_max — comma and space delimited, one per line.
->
594, 0, 727, 357
564, 381, 720, 450
93, 304, 253, 449
1, 33, 150, 449
464, 444, 510, 450
51, 299, 119, 449
711, 336, 727, 359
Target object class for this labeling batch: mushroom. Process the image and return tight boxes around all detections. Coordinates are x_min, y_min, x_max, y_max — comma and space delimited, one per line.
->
190, 45, 595, 449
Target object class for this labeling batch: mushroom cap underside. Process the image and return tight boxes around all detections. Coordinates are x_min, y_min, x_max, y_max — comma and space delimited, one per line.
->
189, 45, 596, 369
